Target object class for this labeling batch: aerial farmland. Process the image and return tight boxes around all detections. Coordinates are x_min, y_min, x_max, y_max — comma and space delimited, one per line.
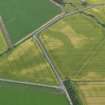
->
0, 0, 105, 105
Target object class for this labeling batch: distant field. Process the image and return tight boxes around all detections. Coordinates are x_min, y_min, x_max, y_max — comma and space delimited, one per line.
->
87, 0, 105, 3
0, 0, 60, 43
64, 0, 105, 12
64, 0, 84, 12
76, 82, 105, 105
0, 31, 7, 53
0, 38, 57, 85
41, 14, 105, 80
0, 82, 69, 105
86, 6, 105, 23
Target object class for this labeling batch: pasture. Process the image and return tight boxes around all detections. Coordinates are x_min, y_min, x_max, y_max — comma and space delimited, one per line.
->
41, 13, 105, 80
0, 38, 57, 85
0, 82, 69, 105
0, 0, 60, 43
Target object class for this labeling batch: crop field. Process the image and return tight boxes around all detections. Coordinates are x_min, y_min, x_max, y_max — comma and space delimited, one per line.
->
0, 0, 60, 43
64, 0, 85, 12
0, 1, 105, 105
76, 82, 105, 105
0, 82, 69, 105
86, 6, 105, 23
87, 0, 105, 4
0, 38, 57, 85
0, 31, 7, 53
64, 0, 105, 13
41, 13, 105, 80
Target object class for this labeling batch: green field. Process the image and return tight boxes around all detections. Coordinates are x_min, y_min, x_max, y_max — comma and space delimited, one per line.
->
0, 38, 57, 85
64, 0, 105, 13
0, 0, 60, 43
64, 0, 85, 12
0, 82, 69, 105
87, 0, 105, 3
41, 13, 105, 80
76, 82, 105, 105
86, 6, 105, 23
0, 1, 105, 105
0, 31, 7, 53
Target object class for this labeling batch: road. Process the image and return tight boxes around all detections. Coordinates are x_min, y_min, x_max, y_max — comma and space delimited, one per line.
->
0, 78, 60, 89
14, 2, 105, 47
1, 2, 105, 105
33, 36, 73, 105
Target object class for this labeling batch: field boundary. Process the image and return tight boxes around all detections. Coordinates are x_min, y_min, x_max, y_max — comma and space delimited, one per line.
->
0, 78, 61, 90
0, 16, 13, 48
73, 80, 105, 84
33, 35, 74, 105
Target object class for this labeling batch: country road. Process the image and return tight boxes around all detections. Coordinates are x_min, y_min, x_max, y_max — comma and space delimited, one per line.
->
33, 36, 74, 105
14, 2, 105, 48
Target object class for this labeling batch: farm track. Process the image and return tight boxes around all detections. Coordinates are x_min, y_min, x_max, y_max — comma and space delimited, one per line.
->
33, 35, 74, 105
0, 78, 60, 90
73, 80, 105, 84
